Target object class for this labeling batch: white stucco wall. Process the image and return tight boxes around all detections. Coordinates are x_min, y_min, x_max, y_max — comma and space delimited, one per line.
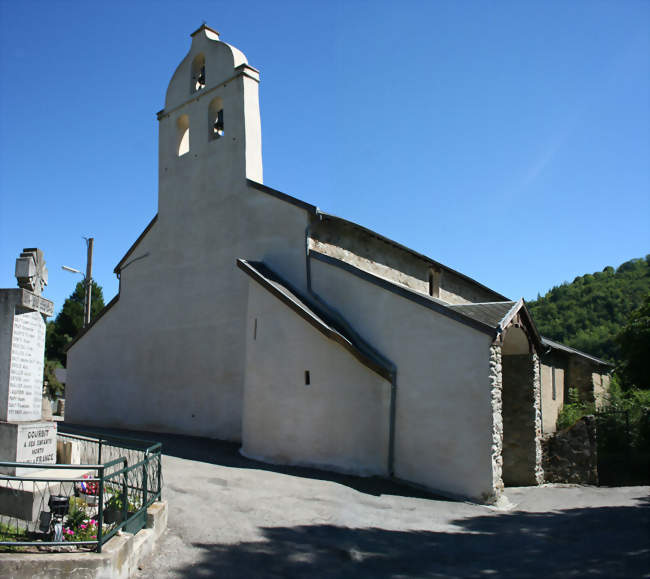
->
310, 257, 496, 501
540, 363, 565, 434
66, 29, 311, 441
241, 282, 391, 475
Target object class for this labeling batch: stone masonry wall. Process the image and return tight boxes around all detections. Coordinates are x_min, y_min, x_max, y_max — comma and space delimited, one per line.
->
542, 415, 598, 484
532, 353, 544, 484
310, 218, 506, 305
489, 344, 504, 500
567, 356, 596, 403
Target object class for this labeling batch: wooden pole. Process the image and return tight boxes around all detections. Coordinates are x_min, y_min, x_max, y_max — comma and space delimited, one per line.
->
84, 238, 94, 327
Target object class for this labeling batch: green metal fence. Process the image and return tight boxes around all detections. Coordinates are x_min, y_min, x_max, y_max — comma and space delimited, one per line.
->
0, 428, 162, 553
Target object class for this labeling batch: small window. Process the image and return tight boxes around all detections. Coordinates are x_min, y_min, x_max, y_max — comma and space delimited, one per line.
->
191, 54, 206, 93
305, 371, 310, 386
551, 367, 556, 401
428, 267, 440, 298
177, 114, 190, 156
208, 97, 224, 140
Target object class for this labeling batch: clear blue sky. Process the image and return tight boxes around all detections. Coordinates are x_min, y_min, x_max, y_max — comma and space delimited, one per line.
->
1, 1, 648, 316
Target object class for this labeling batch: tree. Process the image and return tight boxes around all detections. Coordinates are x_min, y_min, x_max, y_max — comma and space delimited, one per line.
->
528, 255, 650, 363
43, 359, 64, 399
46, 280, 105, 365
616, 293, 650, 391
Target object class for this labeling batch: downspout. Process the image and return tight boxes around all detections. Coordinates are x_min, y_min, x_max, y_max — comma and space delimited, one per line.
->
304, 216, 397, 477
387, 373, 397, 477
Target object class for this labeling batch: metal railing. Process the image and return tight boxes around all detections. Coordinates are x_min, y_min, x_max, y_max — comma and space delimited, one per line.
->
0, 428, 162, 553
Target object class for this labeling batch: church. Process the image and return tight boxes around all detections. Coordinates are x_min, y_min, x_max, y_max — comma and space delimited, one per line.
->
66, 25, 611, 502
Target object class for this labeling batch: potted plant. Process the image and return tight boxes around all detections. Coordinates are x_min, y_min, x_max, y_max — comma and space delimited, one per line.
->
103, 493, 124, 524
75, 474, 99, 506
103, 493, 140, 524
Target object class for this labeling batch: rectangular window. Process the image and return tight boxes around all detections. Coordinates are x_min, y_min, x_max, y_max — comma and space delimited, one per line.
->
305, 370, 310, 385
552, 367, 556, 400
253, 318, 257, 340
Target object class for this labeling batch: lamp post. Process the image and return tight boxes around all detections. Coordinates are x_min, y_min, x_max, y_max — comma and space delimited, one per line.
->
62, 237, 94, 328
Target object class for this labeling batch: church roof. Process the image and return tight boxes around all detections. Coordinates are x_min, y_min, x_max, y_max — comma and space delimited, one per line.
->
236, 259, 395, 381
447, 301, 519, 329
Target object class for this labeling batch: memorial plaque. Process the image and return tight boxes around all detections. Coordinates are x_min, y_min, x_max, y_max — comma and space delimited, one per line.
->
0, 421, 57, 475
15, 422, 57, 466
7, 308, 45, 421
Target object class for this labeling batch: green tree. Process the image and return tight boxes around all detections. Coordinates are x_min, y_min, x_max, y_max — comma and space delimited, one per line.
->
528, 255, 650, 363
616, 293, 650, 390
46, 280, 105, 365
43, 359, 64, 399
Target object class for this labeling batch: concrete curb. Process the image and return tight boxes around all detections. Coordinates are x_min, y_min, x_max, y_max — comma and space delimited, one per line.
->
1, 501, 168, 579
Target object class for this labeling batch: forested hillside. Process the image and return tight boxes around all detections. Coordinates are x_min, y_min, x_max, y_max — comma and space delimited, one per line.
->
527, 255, 650, 363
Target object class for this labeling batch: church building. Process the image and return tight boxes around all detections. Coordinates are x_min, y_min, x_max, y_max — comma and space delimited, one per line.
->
66, 26, 611, 502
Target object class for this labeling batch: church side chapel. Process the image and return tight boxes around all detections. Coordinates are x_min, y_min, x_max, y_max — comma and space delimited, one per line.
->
67, 25, 611, 503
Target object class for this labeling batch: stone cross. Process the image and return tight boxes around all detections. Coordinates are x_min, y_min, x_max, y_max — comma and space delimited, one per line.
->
15, 248, 48, 297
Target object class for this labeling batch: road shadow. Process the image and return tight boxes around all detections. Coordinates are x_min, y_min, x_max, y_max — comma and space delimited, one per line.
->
178, 500, 650, 578
61, 424, 442, 500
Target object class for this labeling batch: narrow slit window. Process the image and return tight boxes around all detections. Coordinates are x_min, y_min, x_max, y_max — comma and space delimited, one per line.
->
551, 367, 556, 401
428, 267, 441, 298
253, 318, 258, 340
305, 371, 310, 386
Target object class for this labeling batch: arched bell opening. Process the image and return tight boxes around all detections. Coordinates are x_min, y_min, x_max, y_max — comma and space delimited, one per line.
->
177, 114, 190, 156
191, 53, 206, 93
208, 97, 224, 140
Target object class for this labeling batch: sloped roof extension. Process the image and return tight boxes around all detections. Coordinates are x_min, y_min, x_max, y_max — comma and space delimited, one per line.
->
541, 337, 613, 367
447, 301, 519, 329
237, 259, 394, 381
114, 215, 158, 274
65, 294, 120, 352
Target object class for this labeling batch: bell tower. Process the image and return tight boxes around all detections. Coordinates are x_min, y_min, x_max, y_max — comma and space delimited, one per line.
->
156, 25, 263, 218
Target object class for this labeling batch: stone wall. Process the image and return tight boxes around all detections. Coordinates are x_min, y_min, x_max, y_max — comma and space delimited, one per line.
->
542, 415, 598, 485
532, 353, 544, 484
489, 344, 504, 499
567, 356, 597, 403
310, 217, 506, 305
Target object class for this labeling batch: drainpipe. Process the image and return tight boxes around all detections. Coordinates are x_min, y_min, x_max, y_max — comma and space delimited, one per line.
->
304, 216, 397, 477
387, 373, 397, 476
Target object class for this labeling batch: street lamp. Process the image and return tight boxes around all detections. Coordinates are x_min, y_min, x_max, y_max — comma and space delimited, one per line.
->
62, 238, 94, 328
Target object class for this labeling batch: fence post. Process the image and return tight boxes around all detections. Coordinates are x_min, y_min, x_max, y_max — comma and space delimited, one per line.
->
97, 466, 104, 553
122, 458, 128, 523
157, 452, 162, 501
98, 439, 103, 465
142, 453, 149, 508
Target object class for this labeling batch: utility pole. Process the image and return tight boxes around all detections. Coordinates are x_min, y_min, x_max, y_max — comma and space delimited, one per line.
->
83, 238, 94, 327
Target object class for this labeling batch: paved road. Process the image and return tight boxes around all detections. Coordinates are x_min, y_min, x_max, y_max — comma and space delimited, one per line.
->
91, 429, 649, 578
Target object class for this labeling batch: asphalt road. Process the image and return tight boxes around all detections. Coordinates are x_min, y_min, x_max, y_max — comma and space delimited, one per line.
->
88, 429, 649, 578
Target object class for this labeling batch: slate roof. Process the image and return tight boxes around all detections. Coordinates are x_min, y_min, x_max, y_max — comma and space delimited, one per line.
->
236, 259, 394, 381
447, 301, 519, 329
541, 337, 613, 367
